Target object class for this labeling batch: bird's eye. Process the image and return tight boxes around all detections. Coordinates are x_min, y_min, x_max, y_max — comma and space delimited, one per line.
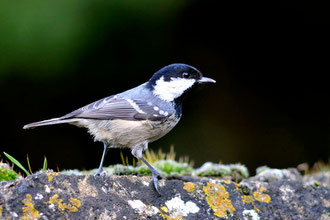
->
182, 72, 190, 78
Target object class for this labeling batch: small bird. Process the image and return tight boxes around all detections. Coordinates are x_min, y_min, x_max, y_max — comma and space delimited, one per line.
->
23, 63, 215, 194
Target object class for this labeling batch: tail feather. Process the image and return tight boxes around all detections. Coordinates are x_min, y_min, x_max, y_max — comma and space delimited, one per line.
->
23, 117, 79, 129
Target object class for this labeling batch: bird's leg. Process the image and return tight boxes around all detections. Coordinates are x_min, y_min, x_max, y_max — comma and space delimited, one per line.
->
139, 157, 162, 194
95, 142, 109, 176
131, 142, 162, 195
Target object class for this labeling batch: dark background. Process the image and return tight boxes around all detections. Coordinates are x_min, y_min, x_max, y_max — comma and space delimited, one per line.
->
1, 1, 329, 174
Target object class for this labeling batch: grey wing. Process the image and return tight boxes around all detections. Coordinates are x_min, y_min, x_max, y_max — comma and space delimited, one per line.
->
61, 96, 167, 121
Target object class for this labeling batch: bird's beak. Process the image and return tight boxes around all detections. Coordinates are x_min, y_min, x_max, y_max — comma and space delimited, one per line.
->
198, 77, 216, 84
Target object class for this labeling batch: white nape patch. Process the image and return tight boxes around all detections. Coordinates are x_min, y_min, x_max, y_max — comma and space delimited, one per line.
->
153, 106, 159, 111
153, 76, 196, 101
128, 200, 159, 216
165, 196, 200, 216
126, 98, 145, 114
243, 209, 260, 220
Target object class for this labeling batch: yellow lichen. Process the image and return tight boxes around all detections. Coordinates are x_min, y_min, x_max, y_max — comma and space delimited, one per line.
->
234, 182, 240, 191
254, 205, 260, 212
48, 194, 59, 204
46, 171, 59, 182
183, 182, 195, 193
241, 187, 271, 211
222, 180, 232, 185
253, 187, 271, 203
161, 206, 168, 213
159, 206, 183, 220
69, 198, 81, 208
241, 195, 254, 204
203, 182, 236, 217
241, 195, 260, 212
48, 194, 81, 213
67, 205, 79, 213
22, 194, 40, 220
159, 213, 182, 220
221, 180, 240, 191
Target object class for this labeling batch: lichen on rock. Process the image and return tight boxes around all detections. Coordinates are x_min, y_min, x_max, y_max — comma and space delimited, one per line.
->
0, 168, 329, 219
203, 182, 236, 217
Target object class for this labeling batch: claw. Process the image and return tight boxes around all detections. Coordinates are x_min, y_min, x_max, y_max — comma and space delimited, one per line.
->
152, 172, 162, 195
94, 168, 107, 176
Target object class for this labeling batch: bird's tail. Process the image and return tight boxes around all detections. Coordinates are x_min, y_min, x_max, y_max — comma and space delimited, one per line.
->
23, 117, 79, 129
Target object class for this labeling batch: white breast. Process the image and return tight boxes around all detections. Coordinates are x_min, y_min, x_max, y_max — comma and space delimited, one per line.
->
77, 115, 181, 148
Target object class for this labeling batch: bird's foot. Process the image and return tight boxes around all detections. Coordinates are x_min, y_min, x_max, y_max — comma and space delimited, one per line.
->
151, 172, 163, 195
94, 168, 107, 176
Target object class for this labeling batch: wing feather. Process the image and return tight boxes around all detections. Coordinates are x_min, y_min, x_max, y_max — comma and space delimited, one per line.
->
62, 96, 167, 121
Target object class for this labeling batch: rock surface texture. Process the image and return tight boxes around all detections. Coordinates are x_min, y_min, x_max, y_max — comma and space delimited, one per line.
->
0, 170, 329, 219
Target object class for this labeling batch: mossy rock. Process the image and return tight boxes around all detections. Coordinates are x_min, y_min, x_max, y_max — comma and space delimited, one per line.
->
195, 162, 249, 179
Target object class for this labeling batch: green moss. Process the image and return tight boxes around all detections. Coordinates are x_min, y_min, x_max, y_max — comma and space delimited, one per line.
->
154, 159, 193, 175
195, 163, 231, 177
239, 184, 251, 195
256, 166, 271, 174
0, 166, 18, 181
311, 181, 321, 189
194, 162, 249, 180
112, 164, 136, 175
135, 165, 152, 176
227, 164, 249, 179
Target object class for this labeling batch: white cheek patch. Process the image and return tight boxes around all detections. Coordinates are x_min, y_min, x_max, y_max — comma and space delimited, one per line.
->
153, 76, 196, 101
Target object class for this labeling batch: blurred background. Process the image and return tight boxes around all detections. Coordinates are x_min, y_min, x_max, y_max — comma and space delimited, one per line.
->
1, 0, 329, 174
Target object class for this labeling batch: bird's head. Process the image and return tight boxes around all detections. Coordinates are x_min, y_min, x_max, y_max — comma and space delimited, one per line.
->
146, 63, 216, 102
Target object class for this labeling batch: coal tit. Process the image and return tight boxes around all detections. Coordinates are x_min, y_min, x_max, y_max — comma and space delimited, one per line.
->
23, 63, 216, 194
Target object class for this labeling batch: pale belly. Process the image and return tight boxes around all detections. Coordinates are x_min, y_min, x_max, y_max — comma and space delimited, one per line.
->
75, 115, 180, 148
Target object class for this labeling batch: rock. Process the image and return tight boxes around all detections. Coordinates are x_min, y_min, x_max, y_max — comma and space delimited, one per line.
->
250, 167, 302, 182
194, 162, 249, 179
303, 172, 330, 188
0, 170, 329, 219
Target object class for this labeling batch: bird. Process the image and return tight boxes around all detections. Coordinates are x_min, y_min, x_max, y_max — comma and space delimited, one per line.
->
23, 63, 216, 194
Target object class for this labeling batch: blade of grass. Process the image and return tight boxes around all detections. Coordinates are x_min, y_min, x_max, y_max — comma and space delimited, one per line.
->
120, 151, 126, 166
125, 156, 129, 166
27, 154, 33, 174
43, 156, 47, 172
3, 152, 30, 176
